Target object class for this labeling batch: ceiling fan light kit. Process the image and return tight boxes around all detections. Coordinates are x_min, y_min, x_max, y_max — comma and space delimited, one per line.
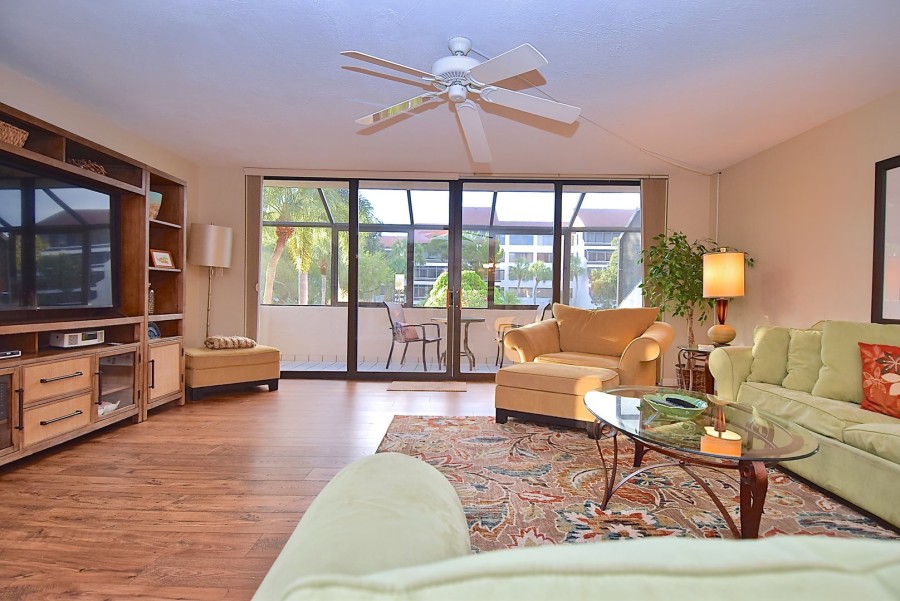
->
342, 36, 581, 163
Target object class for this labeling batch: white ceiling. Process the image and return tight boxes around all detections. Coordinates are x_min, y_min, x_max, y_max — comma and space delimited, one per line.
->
2, 1, 900, 176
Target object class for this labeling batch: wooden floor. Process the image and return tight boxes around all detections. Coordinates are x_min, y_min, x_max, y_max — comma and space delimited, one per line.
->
0, 380, 495, 600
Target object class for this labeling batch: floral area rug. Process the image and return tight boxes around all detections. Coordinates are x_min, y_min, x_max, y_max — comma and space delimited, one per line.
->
377, 416, 898, 551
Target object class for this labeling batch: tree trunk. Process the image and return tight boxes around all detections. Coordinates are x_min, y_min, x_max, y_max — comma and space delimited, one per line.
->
263, 227, 293, 304
298, 271, 309, 305
686, 306, 696, 348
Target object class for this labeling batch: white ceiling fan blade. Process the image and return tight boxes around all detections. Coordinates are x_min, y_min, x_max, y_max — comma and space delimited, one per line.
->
480, 87, 581, 124
455, 100, 492, 163
467, 44, 548, 85
341, 51, 434, 81
355, 93, 443, 126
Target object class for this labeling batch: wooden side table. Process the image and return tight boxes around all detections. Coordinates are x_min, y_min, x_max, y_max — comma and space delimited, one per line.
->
676, 346, 715, 394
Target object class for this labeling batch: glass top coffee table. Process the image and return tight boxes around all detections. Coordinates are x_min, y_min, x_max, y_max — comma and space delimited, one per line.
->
583, 386, 818, 538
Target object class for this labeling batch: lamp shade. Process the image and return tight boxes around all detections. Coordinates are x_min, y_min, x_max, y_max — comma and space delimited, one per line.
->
703, 250, 744, 298
188, 223, 233, 268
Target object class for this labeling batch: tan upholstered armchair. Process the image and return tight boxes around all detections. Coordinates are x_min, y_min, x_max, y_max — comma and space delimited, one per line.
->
503, 303, 675, 386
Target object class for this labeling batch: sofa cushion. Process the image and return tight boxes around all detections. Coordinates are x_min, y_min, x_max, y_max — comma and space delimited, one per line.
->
859, 342, 900, 419
535, 352, 620, 371
812, 321, 900, 403
843, 423, 900, 465
275, 536, 900, 601
782, 329, 823, 393
737, 382, 900, 442
552, 303, 658, 356
747, 326, 791, 384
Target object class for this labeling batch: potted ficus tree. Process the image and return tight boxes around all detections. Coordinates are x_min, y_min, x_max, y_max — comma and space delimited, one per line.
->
639, 231, 753, 348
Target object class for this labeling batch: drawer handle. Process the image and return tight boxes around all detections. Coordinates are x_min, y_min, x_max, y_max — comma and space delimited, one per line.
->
15, 388, 24, 430
39, 371, 84, 384
39, 409, 84, 426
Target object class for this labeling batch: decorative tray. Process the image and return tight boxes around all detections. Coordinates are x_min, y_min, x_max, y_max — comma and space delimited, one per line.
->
642, 393, 708, 420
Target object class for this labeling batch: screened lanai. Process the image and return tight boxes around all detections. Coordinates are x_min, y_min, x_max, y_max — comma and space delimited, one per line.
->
254, 178, 654, 377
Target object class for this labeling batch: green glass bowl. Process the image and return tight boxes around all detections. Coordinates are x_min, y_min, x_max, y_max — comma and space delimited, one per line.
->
643, 393, 708, 420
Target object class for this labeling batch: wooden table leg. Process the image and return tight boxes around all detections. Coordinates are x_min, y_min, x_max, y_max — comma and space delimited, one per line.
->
739, 461, 769, 539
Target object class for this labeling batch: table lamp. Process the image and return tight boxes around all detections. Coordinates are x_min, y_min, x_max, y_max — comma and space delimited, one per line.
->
703, 248, 745, 345
188, 223, 233, 338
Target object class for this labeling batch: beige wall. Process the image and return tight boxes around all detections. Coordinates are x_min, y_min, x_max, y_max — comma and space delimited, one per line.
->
186, 166, 247, 345
718, 87, 900, 343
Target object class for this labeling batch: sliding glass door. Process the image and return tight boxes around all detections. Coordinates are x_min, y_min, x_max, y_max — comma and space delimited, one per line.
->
355, 181, 452, 375
257, 180, 350, 373
254, 176, 654, 379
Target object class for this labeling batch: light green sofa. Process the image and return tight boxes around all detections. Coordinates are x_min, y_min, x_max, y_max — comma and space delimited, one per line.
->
253, 452, 900, 600
709, 320, 900, 528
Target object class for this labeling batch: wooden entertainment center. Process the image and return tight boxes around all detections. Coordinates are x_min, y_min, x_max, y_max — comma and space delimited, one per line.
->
0, 103, 185, 467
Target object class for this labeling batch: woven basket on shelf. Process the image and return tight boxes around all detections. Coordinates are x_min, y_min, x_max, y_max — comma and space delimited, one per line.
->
676, 363, 707, 393
0, 120, 29, 147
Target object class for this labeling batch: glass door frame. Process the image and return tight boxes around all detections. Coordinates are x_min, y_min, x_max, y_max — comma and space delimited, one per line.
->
263, 176, 642, 381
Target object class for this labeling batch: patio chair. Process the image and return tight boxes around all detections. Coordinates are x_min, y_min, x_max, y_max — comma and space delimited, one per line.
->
384, 301, 443, 371
495, 301, 552, 368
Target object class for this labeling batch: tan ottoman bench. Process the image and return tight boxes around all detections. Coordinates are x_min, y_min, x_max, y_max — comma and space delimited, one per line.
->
185, 345, 281, 401
495, 362, 619, 432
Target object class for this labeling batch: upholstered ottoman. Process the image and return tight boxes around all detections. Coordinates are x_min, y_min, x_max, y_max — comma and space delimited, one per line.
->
185, 345, 281, 400
495, 362, 619, 431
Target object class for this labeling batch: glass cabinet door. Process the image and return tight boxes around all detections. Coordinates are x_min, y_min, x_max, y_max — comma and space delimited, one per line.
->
98, 351, 136, 418
0, 369, 17, 455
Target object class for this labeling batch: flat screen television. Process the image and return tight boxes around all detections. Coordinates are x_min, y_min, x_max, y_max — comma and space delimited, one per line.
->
0, 159, 119, 318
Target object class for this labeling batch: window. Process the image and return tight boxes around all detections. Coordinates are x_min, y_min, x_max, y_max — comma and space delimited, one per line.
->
508, 234, 533, 245
260, 182, 348, 306
414, 265, 445, 280
260, 179, 645, 311
586, 250, 613, 263
564, 185, 642, 310
583, 231, 618, 245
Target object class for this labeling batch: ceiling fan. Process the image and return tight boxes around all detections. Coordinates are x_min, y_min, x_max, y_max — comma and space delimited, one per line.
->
341, 37, 581, 163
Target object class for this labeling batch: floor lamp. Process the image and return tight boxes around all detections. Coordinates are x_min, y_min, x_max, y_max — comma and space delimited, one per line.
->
188, 223, 233, 338
703, 248, 745, 345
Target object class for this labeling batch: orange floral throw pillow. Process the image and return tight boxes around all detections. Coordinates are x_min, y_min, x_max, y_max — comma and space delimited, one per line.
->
858, 342, 900, 419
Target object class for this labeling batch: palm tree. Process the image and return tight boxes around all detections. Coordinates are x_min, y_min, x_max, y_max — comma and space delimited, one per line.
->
286, 226, 331, 304
529, 261, 552, 299
261, 186, 325, 304
569, 254, 586, 299
264, 187, 375, 305
509, 257, 531, 300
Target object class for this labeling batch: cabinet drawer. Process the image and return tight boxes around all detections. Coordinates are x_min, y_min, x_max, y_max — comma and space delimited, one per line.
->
23, 393, 92, 447
23, 356, 93, 405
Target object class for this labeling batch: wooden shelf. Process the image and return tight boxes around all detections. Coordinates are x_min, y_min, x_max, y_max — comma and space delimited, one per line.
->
1, 103, 147, 193
149, 267, 182, 273
150, 218, 183, 229
148, 313, 183, 322
0, 316, 144, 335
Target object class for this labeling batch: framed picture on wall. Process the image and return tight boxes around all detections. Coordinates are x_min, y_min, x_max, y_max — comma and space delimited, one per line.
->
873, 154, 900, 324
150, 249, 175, 269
